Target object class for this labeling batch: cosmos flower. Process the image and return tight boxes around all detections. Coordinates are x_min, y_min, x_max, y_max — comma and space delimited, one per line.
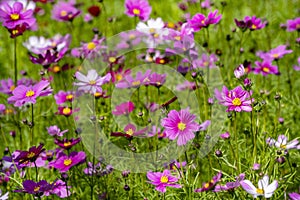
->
215, 86, 253, 112
124, 0, 152, 21
7, 80, 52, 107
56, 106, 78, 117
83, 162, 114, 176
49, 151, 86, 173
110, 67, 131, 83
0, 189, 8, 200
54, 90, 75, 105
112, 101, 135, 116
47, 125, 69, 137
234, 64, 246, 79
161, 108, 199, 146
147, 170, 181, 193
148, 72, 166, 88
23, 36, 51, 55
116, 30, 142, 49
14, 144, 45, 164
214, 173, 245, 192
240, 175, 278, 198
193, 53, 218, 69
54, 137, 81, 150
289, 192, 300, 200
116, 70, 152, 88
253, 60, 279, 76
256, 45, 293, 61
111, 123, 148, 138
267, 135, 300, 150
51, 0, 81, 22
294, 57, 300, 71
0, 1, 36, 29
15, 180, 51, 196
74, 69, 111, 94
195, 171, 222, 192
235, 16, 266, 31
286, 17, 300, 32
188, 10, 222, 32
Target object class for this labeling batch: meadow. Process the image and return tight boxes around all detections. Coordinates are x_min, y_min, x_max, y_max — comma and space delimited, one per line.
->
0, 0, 299, 199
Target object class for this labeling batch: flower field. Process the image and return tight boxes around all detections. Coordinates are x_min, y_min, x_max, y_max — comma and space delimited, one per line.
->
0, 0, 299, 199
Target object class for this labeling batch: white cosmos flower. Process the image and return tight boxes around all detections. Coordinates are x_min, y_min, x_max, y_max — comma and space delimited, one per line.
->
240, 175, 278, 198
23, 36, 51, 54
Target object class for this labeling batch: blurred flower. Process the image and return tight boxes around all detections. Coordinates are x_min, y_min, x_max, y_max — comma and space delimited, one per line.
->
54, 138, 81, 150
220, 132, 230, 139
235, 16, 266, 31
54, 90, 75, 105
176, 81, 197, 91
147, 170, 181, 193
74, 69, 111, 94
0, 189, 8, 200
124, 0, 152, 21
149, 72, 166, 88
111, 123, 148, 138
88, 5, 100, 17
240, 175, 278, 198
201, 0, 212, 9
112, 101, 135, 116
14, 144, 45, 164
0, 104, 5, 115
188, 10, 222, 32
293, 57, 300, 71
71, 35, 106, 60
116, 30, 142, 49
84, 162, 114, 176
161, 108, 199, 146
193, 53, 218, 69
47, 125, 68, 137
15, 180, 50, 196
7, 80, 52, 107
234, 64, 246, 79
286, 17, 300, 32
56, 106, 78, 117
215, 86, 253, 112
116, 70, 151, 88
51, 0, 81, 22
289, 192, 300, 200
267, 135, 300, 150
199, 120, 211, 131
49, 151, 86, 173
256, 45, 293, 61
23, 36, 51, 55
110, 67, 131, 83
51, 179, 71, 198
195, 171, 222, 192
214, 173, 245, 192
252, 163, 260, 170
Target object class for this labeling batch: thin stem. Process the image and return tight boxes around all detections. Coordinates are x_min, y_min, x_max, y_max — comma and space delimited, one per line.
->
31, 104, 34, 144
14, 38, 18, 86
34, 162, 38, 182
233, 112, 240, 173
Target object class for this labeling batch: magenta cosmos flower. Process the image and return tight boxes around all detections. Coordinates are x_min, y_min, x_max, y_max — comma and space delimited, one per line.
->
215, 86, 253, 112
14, 144, 45, 164
286, 17, 300, 32
47, 125, 68, 137
147, 170, 181, 193
188, 10, 222, 32
124, 0, 152, 21
49, 151, 86, 173
112, 101, 135, 116
0, 1, 36, 29
161, 108, 199, 146
256, 45, 293, 61
51, 0, 81, 22
54, 137, 81, 150
195, 171, 222, 192
214, 173, 245, 192
289, 192, 300, 200
74, 69, 111, 94
253, 59, 278, 76
116, 69, 152, 88
7, 80, 52, 107
235, 16, 266, 31
240, 175, 278, 198
54, 90, 75, 105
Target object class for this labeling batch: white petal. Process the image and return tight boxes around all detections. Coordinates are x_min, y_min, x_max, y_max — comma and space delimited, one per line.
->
264, 180, 278, 198
258, 175, 269, 189
240, 180, 258, 196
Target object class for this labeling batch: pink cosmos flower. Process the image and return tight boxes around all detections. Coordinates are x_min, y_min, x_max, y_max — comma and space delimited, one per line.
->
195, 171, 222, 192
293, 57, 300, 71
47, 125, 68, 137
7, 80, 52, 107
110, 67, 131, 83
111, 123, 148, 138
74, 69, 111, 94
49, 151, 86, 173
215, 86, 253, 112
161, 108, 199, 146
214, 173, 244, 192
253, 60, 279, 76
289, 192, 300, 200
51, 0, 81, 22
267, 135, 300, 150
234, 64, 246, 79
235, 16, 266, 31
147, 170, 181, 193
188, 10, 222, 32
116, 70, 152, 88
124, 0, 152, 21
54, 90, 75, 105
0, 1, 36, 29
286, 17, 300, 32
256, 45, 293, 61
112, 101, 135, 116
240, 175, 278, 198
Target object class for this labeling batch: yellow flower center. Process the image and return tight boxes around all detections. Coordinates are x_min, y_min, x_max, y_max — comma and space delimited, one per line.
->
149, 28, 155, 33
60, 10, 67, 17
153, 33, 159, 38
133, 8, 140, 15
27, 152, 36, 158
132, 80, 140, 86
232, 98, 242, 106
129, 34, 135, 39
89, 80, 96, 85
178, 122, 186, 131
204, 183, 210, 188
156, 82, 161, 85
126, 128, 134, 136
34, 186, 40, 192
109, 57, 116, 63
256, 188, 264, 195
64, 159, 72, 166
116, 74, 123, 81
272, 53, 279, 58
10, 85, 15, 91
87, 42, 96, 50
53, 66, 60, 73
94, 92, 102, 97
64, 141, 72, 147
10, 13, 20, 20
251, 24, 257, 29
201, 20, 205, 24
12, 29, 19, 35
159, 59, 165, 64
66, 94, 73, 100
262, 67, 270, 72
160, 175, 169, 183
26, 90, 35, 97
174, 36, 181, 41
167, 22, 175, 28
280, 144, 286, 149
62, 107, 71, 115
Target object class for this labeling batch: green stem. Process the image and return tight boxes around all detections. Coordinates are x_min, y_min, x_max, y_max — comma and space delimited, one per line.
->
31, 104, 34, 145
34, 162, 38, 182
233, 112, 240, 173
14, 38, 18, 86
